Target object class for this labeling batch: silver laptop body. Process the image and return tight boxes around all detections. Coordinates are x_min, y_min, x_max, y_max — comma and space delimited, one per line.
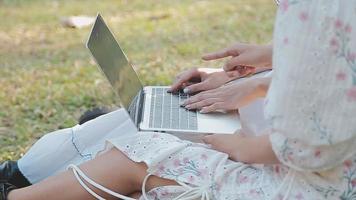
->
87, 14, 240, 139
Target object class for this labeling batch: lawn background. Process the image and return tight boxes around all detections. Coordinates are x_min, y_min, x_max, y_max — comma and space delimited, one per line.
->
0, 0, 276, 160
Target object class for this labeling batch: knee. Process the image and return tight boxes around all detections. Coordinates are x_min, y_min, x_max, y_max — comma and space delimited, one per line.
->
102, 148, 147, 190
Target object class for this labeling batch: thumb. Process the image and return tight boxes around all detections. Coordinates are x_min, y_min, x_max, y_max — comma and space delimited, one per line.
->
226, 70, 241, 78
226, 66, 255, 78
202, 135, 214, 144
223, 53, 255, 72
184, 82, 208, 94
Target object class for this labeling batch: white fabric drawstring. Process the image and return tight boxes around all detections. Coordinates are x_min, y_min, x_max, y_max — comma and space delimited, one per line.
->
270, 169, 296, 200
172, 181, 210, 200
67, 164, 211, 200
68, 164, 137, 200
282, 170, 296, 200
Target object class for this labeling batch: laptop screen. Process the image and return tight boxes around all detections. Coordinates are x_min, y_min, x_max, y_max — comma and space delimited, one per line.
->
87, 14, 143, 118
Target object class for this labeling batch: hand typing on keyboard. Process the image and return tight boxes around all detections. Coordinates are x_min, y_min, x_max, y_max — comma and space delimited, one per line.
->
168, 68, 237, 94
182, 76, 271, 113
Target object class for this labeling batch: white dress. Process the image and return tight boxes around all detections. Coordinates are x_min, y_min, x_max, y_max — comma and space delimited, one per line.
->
106, 1, 356, 199
19, 1, 356, 199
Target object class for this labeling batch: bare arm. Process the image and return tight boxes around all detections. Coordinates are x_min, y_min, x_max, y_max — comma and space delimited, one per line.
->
203, 133, 279, 164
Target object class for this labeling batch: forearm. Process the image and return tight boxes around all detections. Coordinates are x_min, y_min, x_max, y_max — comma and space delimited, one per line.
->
203, 133, 280, 165
255, 76, 271, 98
240, 76, 271, 105
264, 44, 273, 69
237, 135, 280, 165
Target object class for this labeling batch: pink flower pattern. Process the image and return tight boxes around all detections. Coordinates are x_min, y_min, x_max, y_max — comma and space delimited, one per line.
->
314, 149, 321, 158
173, 159, 181, 167
330, 37, 339, 48
336, 71, 347, 81
345, 25, 352, 33
328, 18, 356, 101
335, 19, 343, 29
237, 175, 249, 184
200, 153, 208, 161
298, 11, 308, 22
280, 0, 289, 12
283, 37, 289, 45
341, 159, 356, 199
295, 193, 304, 200
279, 0, 300, 13
344, 160, 353, 169
346, 86, 356, 102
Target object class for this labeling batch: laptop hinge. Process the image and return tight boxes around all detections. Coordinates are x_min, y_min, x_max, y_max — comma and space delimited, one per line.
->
136, 89, 145, 128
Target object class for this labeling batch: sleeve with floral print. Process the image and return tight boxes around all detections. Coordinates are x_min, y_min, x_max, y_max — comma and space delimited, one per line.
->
265, 0, 356, 172
269, 133, 356, 172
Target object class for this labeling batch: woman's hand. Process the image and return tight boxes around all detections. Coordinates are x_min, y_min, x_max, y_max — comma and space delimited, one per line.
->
202, 43, 273, 76
203, 134, 279, 164
168, 68, 251, 94
182, 77, 270, 113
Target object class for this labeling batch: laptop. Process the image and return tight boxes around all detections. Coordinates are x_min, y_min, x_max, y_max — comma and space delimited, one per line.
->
86, 14, 240, 141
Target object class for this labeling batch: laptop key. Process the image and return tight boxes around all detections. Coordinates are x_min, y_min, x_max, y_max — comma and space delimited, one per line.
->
150, 88, 197, 130
149, 88, 156, 128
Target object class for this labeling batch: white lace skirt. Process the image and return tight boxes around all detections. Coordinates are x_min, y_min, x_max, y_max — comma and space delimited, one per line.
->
18, 107, 287, 199
107, 131, 287, 200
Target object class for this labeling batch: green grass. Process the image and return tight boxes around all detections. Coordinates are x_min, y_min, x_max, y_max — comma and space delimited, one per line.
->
0, 0, 276, 160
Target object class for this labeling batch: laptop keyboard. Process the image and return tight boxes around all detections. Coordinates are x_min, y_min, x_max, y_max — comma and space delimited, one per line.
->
149, 88, 198, 130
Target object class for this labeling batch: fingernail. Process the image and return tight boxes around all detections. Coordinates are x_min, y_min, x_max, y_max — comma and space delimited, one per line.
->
202, 135, 212, 143
228, 71, 238, 77
200, 109, 207, 114
183, 88, 190, 94
185, 105, 191, 109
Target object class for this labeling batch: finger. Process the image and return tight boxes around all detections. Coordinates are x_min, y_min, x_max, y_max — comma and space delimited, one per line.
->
184, 82, 209, 94
183, 91, 218, 105
226, 66, 255, 78
185, 98, 220, 110
169, 77, 188, 92
202, 47, 239, 61
226, 70, 241, 78
183, 82, 195, 87
200, 102, 224, 113
245, 66, 256, 74
169, 69, 199, 92
202, 135, 214, 144
181, 80, 200, 88
223, 53, 256, 72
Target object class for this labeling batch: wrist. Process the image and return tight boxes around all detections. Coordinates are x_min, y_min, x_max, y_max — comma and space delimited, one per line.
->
254, 77, 271, 98
240, 77, 270, 104
242, 135, 279, 164
261, 45, 273, 68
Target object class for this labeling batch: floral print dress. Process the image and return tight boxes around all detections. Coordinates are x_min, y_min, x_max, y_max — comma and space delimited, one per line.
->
106, 1, 356, 199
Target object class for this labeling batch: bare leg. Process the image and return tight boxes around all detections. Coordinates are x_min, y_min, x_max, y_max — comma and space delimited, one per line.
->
129, 192, 142, 198
8, 148, 177, 200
